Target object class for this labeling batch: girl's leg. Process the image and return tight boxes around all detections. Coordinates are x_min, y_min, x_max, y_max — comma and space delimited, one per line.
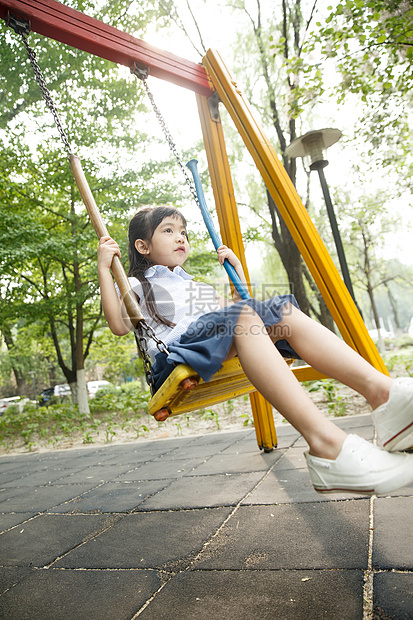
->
230, 307, 347, 459
231, 305, 413, 495
272, 304, 392, 411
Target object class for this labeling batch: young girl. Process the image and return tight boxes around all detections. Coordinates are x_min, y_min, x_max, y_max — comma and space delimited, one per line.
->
98, 206, 413, 495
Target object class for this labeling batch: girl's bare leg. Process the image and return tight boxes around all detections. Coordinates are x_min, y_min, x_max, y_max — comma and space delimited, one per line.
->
274, 304, 392, 410
230, 307, 347, 459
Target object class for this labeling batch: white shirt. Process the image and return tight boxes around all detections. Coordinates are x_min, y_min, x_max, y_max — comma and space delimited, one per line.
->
128, 265, 221, 362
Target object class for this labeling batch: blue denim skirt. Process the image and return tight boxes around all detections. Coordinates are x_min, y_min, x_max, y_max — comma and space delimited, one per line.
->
151, 295, 299, 392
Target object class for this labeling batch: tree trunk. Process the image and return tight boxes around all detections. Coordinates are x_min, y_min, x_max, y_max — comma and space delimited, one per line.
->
266, 190, 311, 316
367, 281, 384, 352
385, 283, 401, 332
1, 323, 29, 396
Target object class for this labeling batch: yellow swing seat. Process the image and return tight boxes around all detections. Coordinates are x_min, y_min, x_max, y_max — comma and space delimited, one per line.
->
148, 357, 294, 421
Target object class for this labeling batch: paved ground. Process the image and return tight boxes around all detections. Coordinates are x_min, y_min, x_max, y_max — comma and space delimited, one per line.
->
0, 413, 412, 619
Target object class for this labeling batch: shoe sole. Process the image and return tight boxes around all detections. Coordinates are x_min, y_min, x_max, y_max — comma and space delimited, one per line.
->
313, 464, 413, 495
383, 421, 413, 452
313, 487, 375, 496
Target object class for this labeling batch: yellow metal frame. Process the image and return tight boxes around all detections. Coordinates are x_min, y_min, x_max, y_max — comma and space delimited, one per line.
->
202, 50, 387, 373
148, 48, 388, 452
148, 358, 327, 420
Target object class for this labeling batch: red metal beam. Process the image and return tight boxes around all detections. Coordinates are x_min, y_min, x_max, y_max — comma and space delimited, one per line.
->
0, 0, 213, 95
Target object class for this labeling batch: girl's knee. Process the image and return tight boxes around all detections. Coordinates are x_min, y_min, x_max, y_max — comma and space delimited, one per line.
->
234, 306, 265, 336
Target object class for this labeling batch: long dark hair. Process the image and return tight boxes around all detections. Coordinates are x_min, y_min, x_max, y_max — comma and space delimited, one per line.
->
128, 206, 188, 327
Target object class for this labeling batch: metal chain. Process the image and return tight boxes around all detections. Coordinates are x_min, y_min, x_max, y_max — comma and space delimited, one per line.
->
21, 34, 73, 154
18, 38, 173, 388
135, 72, 202, 210
135, 322, 170, 395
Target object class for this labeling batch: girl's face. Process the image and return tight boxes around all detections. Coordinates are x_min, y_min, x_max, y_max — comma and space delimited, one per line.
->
135, 216, 189, 269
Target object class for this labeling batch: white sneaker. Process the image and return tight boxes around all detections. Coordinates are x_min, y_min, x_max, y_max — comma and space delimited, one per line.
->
372, 377, 413, 452
305, 434, 413, 495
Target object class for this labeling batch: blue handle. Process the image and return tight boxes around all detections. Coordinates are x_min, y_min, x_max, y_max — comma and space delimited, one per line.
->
186, 159, 251, 300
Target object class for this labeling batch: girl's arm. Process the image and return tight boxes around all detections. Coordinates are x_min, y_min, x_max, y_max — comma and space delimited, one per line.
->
97, 236, 132, 336
216, 245, 249, 303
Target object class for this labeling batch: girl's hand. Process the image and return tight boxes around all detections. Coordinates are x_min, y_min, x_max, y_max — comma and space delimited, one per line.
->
97, 236, 121, 270
217, 245, 242, 268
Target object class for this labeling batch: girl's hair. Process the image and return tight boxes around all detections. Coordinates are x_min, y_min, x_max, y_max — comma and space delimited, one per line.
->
128, 206, 188, 327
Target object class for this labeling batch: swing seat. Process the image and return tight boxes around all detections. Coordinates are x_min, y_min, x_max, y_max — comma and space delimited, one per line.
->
148, 357, 294, 420
149, 357, 255, 419
148, 357, 329, 421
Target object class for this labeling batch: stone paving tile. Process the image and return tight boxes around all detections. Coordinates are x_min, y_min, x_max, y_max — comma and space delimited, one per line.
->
151, 441, 235, 460
138, 472, 265, 510
1, 419, 412, 619
268, 446, 308, 470
187, 449, 284, 476
116, 458, 201, 481
372, 496, 413, 570
193, 502, 370, 571
0, 513, 37, 533
0, 513, 118, 567
99, 440, 186, 465
0, 566, 34, 596
218, 431, 298, 454
376, 484, 413, 498
53, 463, 136, 485
0, 483, 99, 513
373, 572, 413, 619
0, 466, 87, 488
0, 568, 161, 620
23, 449, 108, 467
292, 415, 374, 448
1, 468, 40, 485
243, 467, 370, 504
48, 480, 171, 513
335, 413, 374, 430
272, 428, 301, 445
139, 569, 364, 620
53, 508, 232, 570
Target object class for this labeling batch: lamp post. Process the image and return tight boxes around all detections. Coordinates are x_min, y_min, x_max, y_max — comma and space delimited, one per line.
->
285, 128, 358, 307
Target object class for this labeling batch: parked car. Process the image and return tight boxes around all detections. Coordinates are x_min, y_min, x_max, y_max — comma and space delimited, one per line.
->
87, 380, 112, 398
39, 384, 71, 406
0, 397, 33, 415
0, 396, 23, 415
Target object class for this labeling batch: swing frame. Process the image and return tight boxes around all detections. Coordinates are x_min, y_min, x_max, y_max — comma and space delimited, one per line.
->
0, 0, 388, 451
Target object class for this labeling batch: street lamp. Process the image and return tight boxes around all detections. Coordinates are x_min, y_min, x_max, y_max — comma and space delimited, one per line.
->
285, 128, 358, 307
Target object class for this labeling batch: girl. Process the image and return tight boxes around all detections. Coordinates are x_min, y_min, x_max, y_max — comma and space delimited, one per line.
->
98, 206, 413, 495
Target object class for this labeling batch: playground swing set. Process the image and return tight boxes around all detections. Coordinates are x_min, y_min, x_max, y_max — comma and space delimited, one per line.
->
0, 0, 388, 452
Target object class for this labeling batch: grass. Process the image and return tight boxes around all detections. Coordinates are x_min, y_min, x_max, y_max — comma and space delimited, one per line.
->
7, 343, 413, 455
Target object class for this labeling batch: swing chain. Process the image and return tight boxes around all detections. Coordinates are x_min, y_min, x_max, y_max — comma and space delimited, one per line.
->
20, 34, 73, 155
131, 64, 202, 210
134, 321, 170, 395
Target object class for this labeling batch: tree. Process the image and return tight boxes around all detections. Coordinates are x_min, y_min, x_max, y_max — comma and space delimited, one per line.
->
0, 0, 191, 411
0, 0, 222, 407
159, 0, 336, 327
316, 0, 413, 169
338, 188, 403, 345
223, 0, 339, 327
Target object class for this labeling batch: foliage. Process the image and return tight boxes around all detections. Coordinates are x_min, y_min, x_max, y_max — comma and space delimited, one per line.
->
315, 0, 413, 164
0, 380, 152, 452
0, 0, 191, 398
384, 345, 413, 377
0, 383, 258, 453
306, 379, 346, 417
